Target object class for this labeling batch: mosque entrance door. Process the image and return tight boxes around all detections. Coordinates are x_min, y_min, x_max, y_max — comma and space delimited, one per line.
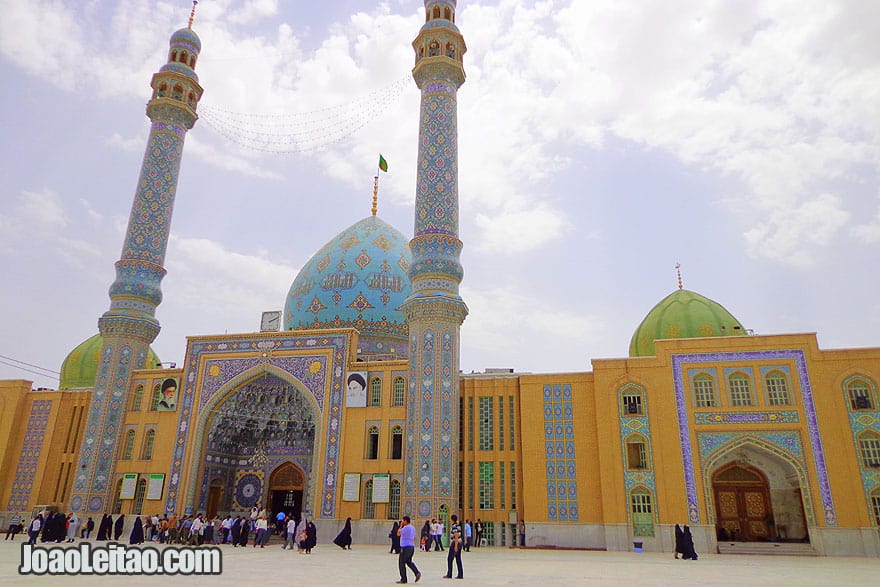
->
206, 478, 225, 519
268, 462, 304, 522
713, 464, 772, 541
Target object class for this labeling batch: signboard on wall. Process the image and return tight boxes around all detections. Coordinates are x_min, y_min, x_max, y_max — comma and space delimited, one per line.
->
120, 473, 138, 499
147, 474, 165, 500
342, 473, 361, 501
372, 474, 390, 503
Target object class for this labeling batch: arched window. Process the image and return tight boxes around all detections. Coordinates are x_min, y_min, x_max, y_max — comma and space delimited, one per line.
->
433, 6, 441, 19
625, 435, 649, 470
858, 432, 880, 468
388, 479, 401, 520
445, 42, 456, 58
170, 50, 178, 62
871, 488, 880, 526
444, 7, 451, 20
630, 488, 654, 537
370, 377, 382, 407
130, 385, 144, 412
728, 372, 753, 406
764, 370, 791, 405
189, 56, 196, 68
390, 425, 404, 460
621, 387, 644, 416
141, 429, 156, 460
133, 478, 147, 515
847, 378, 875, 411
366, 426, 380, 460
180, 51, 188, 64
157, 82, 167, 98
171, 84, 184, 100
429, 40, 440, 57
122, 429, 136, 460
363, 479, 375, 519
393, 376, 405, 406
693, 374, 716, 407
150, 384, 161, 411
112, 478, 124, 514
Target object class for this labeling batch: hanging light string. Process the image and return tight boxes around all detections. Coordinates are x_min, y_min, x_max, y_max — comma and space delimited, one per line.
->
198, 76, 410, 154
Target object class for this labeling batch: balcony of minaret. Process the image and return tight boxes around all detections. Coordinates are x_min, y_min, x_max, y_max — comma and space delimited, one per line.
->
414, 37, 462, 66
169, 48, 197, 69
426, 5, 454, 22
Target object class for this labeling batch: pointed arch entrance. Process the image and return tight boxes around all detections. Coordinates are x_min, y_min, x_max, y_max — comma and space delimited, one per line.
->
195, 372, 319, 517
269, 462, 305, 522
713, 463, 772, 541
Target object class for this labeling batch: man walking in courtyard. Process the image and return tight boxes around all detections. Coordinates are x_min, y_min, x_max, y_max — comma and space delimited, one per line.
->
396, 516, 421, 584
443, 514, 463, 579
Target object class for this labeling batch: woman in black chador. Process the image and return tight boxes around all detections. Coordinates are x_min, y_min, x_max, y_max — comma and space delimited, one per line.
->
237, 518, 250, 547
114, 515, 125, 541
333, 517, 352, 550
681, 525, 699, 560
129, 517, 144, 545
389, 520, 401, 554
97, 514, 112, 540
674, 524, 685, 559
230, 517, 242, 547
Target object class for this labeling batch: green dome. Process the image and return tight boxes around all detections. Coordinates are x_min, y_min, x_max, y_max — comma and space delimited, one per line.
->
629, 289, 746, 357
59, 334, 161, 390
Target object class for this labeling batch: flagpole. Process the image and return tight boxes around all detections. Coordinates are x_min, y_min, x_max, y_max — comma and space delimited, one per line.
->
372, 174, 379, 217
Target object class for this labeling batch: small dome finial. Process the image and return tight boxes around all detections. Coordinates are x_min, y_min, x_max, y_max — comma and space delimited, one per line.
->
675, 262, 683, 290
188, 0, 198, 29
372, 177, 379, 216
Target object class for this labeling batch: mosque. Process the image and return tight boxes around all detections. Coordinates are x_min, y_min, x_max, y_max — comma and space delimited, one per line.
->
1, 1, 879, 557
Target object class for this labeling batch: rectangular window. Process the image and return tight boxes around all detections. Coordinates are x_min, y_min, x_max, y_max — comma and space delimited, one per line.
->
459, 397, 465, 448
467, 462, 474, 510
498, 396, 505, 451
693, 377, 716, 407
510, 461, 516, 509
479, 461, 494, 510
861, 438, 880, 468
468, 397, 474, 451
509, 396, 515, 449
627, 441, 648, 470
393, 377, 405, 406
499, 461, 506, 510
765, 374, 791, 406
482, 521, 494, 546
458, 461, 464, 511
623, 393, 643, 415
389, 480, 401, 520
479, 397, 494, 451
729, 376, 753, 406
872, 495, 880, 525
370, 377, 382, 407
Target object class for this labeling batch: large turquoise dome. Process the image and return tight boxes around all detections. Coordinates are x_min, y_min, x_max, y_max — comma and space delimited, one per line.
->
629, 289, 746, 357
283, 215, 412, 358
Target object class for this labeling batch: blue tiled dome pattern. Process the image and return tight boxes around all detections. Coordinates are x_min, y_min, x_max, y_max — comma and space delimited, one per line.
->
283, 215, 412, 354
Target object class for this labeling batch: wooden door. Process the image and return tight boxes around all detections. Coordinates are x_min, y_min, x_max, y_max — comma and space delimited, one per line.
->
713, 464, 772, 541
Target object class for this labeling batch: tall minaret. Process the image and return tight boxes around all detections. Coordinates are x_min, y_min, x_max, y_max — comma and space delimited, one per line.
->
70, 15, 203, 514
401, 0, 468, 520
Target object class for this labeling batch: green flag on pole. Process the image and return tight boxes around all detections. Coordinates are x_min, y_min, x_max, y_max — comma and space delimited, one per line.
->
378, 154, 388, 172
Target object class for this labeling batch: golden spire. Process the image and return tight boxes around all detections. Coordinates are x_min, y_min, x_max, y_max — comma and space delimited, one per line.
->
372, 175, 379, 216
675, 262, 683, 290
188, 1, 198, 29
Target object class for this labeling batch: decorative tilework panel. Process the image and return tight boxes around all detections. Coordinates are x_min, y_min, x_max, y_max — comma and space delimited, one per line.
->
7, 400, 52, 511
842, 375, 880, 526
694, 411, 799, 425
543, 384, 578, 521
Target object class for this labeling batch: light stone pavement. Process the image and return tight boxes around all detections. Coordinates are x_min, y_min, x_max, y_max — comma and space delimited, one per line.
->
1, 538, 877, 586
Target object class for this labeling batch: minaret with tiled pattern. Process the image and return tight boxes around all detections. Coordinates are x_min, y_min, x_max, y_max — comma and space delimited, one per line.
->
401, 0, 469, 520
70, 22, 203, 514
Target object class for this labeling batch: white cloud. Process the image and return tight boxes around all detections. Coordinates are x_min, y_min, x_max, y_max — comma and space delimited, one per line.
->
165, 235, 297, 315
744, 193, 849, 265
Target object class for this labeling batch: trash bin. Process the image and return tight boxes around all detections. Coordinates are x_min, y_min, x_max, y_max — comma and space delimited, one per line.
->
633, 541, 643, 552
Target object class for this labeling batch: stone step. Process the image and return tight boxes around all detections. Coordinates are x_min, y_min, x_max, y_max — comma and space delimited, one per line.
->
717, 541, 817, 556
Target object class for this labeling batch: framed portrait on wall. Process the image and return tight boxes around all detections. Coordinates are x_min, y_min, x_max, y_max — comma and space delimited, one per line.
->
345, 371, 367, 408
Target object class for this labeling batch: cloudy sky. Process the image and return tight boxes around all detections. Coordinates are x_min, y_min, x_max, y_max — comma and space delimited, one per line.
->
1, 0, 878, 389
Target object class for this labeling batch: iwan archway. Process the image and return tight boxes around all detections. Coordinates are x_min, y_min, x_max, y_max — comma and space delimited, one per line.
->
194, 372, 318, 516
706, 441, 810, 543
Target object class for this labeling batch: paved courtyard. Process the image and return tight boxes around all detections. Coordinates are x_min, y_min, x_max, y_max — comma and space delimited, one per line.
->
1, 538, 877, 586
